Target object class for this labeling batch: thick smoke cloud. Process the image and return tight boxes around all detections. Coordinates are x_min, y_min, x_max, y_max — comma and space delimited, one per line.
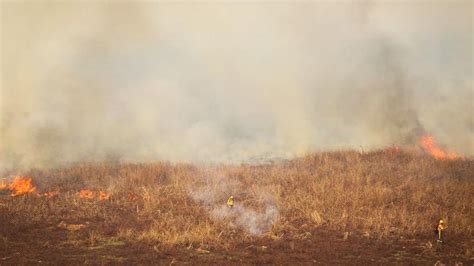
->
0, 2, 472, 170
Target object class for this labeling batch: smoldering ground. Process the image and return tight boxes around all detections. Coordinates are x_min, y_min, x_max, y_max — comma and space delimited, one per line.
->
189, 173, 278, 235
0, 1, 472, 171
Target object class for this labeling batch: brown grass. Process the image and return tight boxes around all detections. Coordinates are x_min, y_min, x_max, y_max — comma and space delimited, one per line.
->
1, 149, 473, 262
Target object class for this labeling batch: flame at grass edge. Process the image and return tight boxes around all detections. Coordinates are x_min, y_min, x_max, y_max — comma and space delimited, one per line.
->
418, 134, 457, 160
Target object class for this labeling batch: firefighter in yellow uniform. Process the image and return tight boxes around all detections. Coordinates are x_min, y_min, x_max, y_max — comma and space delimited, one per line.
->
435, 218, 445, 243
227, 196, 234, 208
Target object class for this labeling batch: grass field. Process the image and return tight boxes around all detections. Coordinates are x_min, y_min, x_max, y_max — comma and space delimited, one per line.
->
1, 148, 473, 264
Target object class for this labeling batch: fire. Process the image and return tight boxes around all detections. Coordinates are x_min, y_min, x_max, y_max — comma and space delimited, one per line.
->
0, 177, 111, 200
0, 178, 7, 190
43, 190, 60, 198
1, 177, 62, 197
78, 189, 94, 199
418, 134, 457, 160
0, 176, 38, 196
99, 191, 110, 200
77, 189, 110, 200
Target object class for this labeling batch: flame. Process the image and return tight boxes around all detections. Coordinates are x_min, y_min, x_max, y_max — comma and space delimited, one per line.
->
0, 178, 7, 190
78, 189, 94, 199
99, 191, 110, 200
77, 189, 110, 200
0, 177, 111, 200
43, 191, 60, 198
1, 177, 61, 198
0, 176, 38, 196
418, 134, 457, 160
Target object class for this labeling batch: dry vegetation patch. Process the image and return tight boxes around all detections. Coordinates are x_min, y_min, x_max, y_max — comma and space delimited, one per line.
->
1, 150, 473, 264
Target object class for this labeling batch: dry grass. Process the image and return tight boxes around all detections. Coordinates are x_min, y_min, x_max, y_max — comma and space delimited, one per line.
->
1, 149, 473, 251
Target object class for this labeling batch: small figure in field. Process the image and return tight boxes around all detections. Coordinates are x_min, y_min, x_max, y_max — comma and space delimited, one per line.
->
226, 196, 234, 208
434, 218, 446, 243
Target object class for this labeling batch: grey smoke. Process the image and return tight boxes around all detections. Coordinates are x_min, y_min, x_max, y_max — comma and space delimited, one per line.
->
210, 204, 278, 235
0, 2, 472, 170
188, 174, 278, 235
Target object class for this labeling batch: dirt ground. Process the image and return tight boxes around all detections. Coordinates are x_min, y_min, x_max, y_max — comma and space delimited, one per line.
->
1, 217, 472, 265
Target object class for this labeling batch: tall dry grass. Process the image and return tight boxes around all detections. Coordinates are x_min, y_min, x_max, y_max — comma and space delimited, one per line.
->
1, 149, 473, 250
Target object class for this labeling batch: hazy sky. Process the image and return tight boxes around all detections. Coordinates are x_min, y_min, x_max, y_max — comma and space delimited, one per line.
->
0, 1, 472, 170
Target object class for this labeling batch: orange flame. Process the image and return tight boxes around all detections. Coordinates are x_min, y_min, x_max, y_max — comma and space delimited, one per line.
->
0, 178, 7, 190
2, 176, 38, 197
418, 134, 457, 160
99, 191, 110, 200
78, 189, 94, 199
77, 189, 110, 200
1, 177, 61, 198
0, 176, 38, 196
43, 191, 60, 198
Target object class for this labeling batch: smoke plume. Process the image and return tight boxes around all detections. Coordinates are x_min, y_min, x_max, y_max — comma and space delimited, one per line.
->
0, 2, 472, 170
189, 173, 278, 235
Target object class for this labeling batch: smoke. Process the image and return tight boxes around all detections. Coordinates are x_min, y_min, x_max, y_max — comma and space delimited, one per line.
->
188, 173, 278, 235
210, 204, 278, 235
0, 2, 472, 170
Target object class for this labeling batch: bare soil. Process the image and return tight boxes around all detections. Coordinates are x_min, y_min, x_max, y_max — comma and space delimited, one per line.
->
1, 220, 472, 265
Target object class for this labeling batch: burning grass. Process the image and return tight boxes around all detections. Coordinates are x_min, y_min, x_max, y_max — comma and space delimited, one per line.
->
1, 176, 37, 196
419, 134, 458, 160
0, 147, 473, 264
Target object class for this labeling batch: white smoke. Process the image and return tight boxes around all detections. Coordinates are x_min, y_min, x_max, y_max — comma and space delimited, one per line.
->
188, 173, 278, 235
0, 2, 472, 171
210, 204, 278, 235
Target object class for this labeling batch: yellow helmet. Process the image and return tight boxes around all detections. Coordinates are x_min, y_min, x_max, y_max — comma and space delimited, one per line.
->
439, 219, 444, 224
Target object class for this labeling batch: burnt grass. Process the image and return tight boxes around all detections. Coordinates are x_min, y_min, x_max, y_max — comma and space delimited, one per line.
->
1, 150, 473, 265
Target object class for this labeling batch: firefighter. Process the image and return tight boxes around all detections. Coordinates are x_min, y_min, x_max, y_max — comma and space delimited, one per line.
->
434, 218, 446, 243
226, 196, 234, 208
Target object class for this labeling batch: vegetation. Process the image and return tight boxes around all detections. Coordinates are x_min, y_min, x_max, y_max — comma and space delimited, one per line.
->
1, 149, 473, 264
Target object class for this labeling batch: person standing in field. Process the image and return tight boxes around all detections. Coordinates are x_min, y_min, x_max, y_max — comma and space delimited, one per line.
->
434, 218, 446, 243
227, 196, 234, 208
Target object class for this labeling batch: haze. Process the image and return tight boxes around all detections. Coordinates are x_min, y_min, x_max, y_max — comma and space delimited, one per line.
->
0, 1, 472, 170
